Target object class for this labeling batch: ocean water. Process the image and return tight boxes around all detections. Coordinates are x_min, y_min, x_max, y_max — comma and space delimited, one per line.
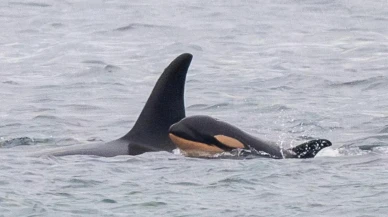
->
1, 0, 388, 216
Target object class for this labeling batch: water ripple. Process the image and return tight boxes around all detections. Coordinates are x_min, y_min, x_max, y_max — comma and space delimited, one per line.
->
1, 0, 388, 216
9, 2, 51, 7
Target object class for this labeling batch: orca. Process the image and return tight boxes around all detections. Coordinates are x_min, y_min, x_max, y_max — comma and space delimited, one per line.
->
32, 53, 193, 157
169, 115, 332, 158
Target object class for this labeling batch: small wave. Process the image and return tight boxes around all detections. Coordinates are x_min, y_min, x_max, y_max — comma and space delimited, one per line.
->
269, 85, 293, 91
203, 103, 230, 110
137, 201, 167, 207
0, 137, 35, 148
187, 103, 208, 109
329, 76, 388, 91
0, 123, 22, 129
0, 137, 53, 148
33, 84, 61, 90
81, 60, 122, 73
32, 115, 58, 121
2, 80, 19, 85
349, 135, 388, 150
211, 176, 257, 186
114, 23, 169, 32
261, 73, 330, 89
63, 104, 102, 111
358, 143, 388, 153
188, 44, 203, 51
64, 179, 103, 189
86, 137, 104, 142
337, 138, 388, 156
186, 103, 230, 110
0, 137, 71, 149
104, 64, 121, 73
168, 181, 201, 186
50, 23, 64, 28
379, 126, 388, 134
101, 199, 117, 203
261, 104, 291, 112
81, 60, 106, 65
9, 2, 51, 7
331, 78, 370, 87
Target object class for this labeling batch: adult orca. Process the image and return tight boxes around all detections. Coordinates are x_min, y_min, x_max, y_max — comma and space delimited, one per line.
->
32, 53, 193, 157
169, 115, 332, 158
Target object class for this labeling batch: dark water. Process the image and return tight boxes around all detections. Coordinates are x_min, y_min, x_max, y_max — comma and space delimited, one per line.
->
1, 0, 388, 216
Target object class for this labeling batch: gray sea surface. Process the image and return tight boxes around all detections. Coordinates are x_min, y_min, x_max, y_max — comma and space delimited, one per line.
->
1, 0, 388, 216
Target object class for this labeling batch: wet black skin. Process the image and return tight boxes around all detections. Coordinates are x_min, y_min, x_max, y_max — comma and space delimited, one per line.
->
169, 115, 332, 159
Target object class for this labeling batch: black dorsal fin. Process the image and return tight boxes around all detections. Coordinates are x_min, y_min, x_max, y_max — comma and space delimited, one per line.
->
122, 53, 193, 152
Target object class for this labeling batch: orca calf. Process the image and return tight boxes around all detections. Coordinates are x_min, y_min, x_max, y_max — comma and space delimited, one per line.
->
169, 115, 332, 158
32, 53, 193, 157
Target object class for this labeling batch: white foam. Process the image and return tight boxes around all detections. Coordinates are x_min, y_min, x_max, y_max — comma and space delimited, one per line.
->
172, 148, 183, 155
315, 147, 341, 157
